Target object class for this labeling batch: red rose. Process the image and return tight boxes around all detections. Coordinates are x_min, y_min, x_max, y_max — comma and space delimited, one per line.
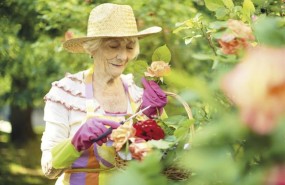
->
133, 119, 165, 141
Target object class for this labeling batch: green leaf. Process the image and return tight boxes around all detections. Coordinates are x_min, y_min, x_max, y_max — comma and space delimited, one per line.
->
184, 35, 202, 45
185, 37, 194, 45
242, 0, 255, 22
164, 135, 177, 142
174, 120, 193, 141
222, 0, 234, 9
253, 16, 285, 47
212, 58, 219, 69
173, 26, 189, 34
108, 151, 167, 185
163, 115, 188, 129
251, 0, 265, 6
204, 0, 224, 11
215, 7, 230, 20
148, 139, 175, 149
151, 45, 171, 63
209, 21, 228, 29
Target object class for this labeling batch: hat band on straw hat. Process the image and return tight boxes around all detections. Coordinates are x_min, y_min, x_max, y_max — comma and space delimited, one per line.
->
63, 3, 162, 53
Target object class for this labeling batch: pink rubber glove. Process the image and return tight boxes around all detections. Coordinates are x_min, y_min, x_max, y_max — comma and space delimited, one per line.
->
71, 118, 120, 151
141, 78, 167, 118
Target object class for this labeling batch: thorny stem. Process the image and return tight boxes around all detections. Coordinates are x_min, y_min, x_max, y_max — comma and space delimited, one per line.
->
200, 22, 217, 56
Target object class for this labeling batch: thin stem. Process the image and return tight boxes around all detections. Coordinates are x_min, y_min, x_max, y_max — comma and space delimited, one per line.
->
200, 22, 217, 56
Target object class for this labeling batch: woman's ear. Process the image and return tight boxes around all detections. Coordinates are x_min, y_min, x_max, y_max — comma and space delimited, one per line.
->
91, 50, 97, 58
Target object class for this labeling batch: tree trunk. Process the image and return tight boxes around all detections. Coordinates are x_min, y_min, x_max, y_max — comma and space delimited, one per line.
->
10, 105, 36, 144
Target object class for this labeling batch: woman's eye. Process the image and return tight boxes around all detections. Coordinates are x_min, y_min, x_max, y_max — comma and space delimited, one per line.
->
127, 44, 134, 50
109, 45, 119, 49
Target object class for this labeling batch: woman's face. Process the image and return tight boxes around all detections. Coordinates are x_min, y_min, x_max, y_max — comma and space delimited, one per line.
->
95, 38, 137, 78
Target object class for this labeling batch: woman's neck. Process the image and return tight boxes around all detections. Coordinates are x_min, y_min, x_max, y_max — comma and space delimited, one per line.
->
92, 69, 122, 90
91, 66, 128, 113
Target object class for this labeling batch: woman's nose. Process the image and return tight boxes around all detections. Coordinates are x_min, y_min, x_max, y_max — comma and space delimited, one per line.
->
117, 48, 128, 61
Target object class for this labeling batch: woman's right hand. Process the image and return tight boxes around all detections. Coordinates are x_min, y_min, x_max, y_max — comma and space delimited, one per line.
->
71, 118, 120, 151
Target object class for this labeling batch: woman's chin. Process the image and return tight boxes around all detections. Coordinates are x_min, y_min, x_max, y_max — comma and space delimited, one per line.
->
108, 67, 125, 77
110, 71, 124, 78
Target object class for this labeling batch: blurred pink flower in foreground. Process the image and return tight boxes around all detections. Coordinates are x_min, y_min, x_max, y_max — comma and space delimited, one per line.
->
218, 19, 255, 55
222, 46, 285, 134
265, 165, 285, 185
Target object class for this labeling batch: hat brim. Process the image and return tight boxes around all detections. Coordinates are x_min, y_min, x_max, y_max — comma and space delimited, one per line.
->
63, 26, 162, 53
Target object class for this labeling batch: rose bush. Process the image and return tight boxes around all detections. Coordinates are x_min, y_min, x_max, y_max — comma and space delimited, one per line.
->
110, 50, 191, 163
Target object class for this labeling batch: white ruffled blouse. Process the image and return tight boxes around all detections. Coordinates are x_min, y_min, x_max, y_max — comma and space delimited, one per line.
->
41, 70, 143, 178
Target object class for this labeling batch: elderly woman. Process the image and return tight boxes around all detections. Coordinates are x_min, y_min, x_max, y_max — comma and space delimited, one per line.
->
41, 3, 167, 185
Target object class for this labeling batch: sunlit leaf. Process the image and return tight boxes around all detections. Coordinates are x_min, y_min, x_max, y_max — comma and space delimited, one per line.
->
242, 0, 255, 22
185, 37, 194, 45
204, 0, 225, 11
152, 45, 171, 63
222, 0, 234, 9
215, 7, 230, 20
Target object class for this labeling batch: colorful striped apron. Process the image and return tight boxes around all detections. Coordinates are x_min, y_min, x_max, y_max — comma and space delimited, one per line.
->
57, 70, 139, 185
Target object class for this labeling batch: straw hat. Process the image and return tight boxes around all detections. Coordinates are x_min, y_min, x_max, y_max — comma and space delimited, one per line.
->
63, 3, 162, 53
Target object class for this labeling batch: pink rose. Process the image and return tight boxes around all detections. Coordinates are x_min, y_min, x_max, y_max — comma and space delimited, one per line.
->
110, 123, 136, 151
227, 19, 255, 41
144, 61, 171, 78
218, 36, 249, 55
129, 137, 152, 160
218, 19, 255, 55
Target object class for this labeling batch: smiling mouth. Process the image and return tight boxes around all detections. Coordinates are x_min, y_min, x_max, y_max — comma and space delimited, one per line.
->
110, 63, 124, 67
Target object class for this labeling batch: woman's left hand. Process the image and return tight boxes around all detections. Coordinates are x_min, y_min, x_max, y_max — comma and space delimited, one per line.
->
141, 77, 167, 118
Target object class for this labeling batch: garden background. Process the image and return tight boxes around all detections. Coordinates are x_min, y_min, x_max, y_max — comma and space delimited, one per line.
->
0, 0, 284, 184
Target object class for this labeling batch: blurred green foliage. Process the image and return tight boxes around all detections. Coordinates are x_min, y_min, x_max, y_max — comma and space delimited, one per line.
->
0, 130, 55, 185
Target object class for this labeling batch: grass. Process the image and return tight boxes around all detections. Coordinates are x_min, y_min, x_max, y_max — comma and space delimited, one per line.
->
0, 129, 56, 185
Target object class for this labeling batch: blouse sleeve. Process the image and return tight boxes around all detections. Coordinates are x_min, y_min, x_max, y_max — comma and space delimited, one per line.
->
41, 81, 71, 178
41, 72, 86, 179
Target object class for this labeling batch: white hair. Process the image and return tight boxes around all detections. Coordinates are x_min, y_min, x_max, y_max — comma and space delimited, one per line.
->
82, 37, 140, 60
82, 39, 103, 55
